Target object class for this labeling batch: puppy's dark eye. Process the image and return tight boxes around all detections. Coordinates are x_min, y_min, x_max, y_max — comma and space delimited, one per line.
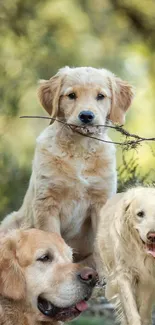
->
68, 92, 77, 100
96, 93, 105, 100
137, 211, 145, 218
37, 254, 52, 262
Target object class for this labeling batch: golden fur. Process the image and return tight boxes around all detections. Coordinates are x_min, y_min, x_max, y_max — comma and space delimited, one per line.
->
0, 229, 97, 325
95, 187, 155, 325
1, 66, 134, 267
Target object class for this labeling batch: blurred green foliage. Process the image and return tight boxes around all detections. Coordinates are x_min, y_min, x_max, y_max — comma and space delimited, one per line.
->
70, 315, 114, 325
1, 0, 155, 220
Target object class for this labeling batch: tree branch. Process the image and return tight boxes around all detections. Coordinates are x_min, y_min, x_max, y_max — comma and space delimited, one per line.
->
20, 115, 155, 150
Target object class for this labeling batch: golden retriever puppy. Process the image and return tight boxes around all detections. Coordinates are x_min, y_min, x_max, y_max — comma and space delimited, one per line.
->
95, 187, 155, 325
0, 228, 97, 325
1, 66, 134, 267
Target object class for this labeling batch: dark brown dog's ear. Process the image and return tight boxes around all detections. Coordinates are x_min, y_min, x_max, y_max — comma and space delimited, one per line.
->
0, 233, 25, 300
109, 76, 135, 125
38, 74, 62, 118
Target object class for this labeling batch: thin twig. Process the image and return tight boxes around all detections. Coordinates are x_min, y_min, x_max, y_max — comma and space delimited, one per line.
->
20, 115, 155, 149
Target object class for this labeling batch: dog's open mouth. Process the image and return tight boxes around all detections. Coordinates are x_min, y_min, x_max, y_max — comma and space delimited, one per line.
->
37, 296, 88, 321
146, 243, 155, 257
143, 233, 155, 257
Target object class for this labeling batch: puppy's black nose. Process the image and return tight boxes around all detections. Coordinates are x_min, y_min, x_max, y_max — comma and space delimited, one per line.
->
78, 111, 95, 124
77, 267, 98, 287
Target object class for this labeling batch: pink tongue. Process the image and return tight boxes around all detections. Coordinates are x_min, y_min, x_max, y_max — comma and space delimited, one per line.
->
147, 250, 155, 258
75, 301, 88, 312
146, 243, 155, 258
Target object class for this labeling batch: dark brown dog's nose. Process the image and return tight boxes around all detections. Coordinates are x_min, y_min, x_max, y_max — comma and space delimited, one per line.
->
78, 267, 98, 286
147, 232, 155, 243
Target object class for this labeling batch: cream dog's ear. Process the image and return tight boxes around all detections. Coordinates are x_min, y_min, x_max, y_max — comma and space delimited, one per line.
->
38, 74, 63, 118
0, 232, 25, 300
122, 189, 136, 216
109, 76, 135, 125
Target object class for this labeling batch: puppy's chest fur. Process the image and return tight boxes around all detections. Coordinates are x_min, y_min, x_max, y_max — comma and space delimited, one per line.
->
37, 136, 115, 190
35, 135, 116, 238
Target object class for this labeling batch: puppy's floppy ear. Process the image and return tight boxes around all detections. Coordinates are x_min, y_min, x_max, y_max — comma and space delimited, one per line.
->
109, 76, 135, 125
38, 74, 63, 119
0, 233, 25, 300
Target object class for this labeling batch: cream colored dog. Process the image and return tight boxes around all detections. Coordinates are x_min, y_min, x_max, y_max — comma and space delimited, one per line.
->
0, 229, 97, 325
95, 187, 155, 325
1, 66, 134, 267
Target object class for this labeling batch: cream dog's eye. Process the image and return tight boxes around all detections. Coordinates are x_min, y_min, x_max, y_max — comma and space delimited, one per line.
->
137, 211, 145, 218
96, 93, 105, 100
37, 254, 52, 262
68, 92, 77, 100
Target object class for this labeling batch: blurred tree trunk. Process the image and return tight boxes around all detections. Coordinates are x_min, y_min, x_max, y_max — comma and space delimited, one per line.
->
110, 0, 155, 48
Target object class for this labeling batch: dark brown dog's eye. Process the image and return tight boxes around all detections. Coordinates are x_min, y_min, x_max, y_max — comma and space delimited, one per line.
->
137, 211, 145, 218
68, 92, 77, 100
37, 254, 52, 262
96, 93, 105, 100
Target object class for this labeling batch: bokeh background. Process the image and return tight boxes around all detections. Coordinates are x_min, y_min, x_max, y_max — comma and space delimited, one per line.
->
1, 0, 155, 218
1, 0, 155, 323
